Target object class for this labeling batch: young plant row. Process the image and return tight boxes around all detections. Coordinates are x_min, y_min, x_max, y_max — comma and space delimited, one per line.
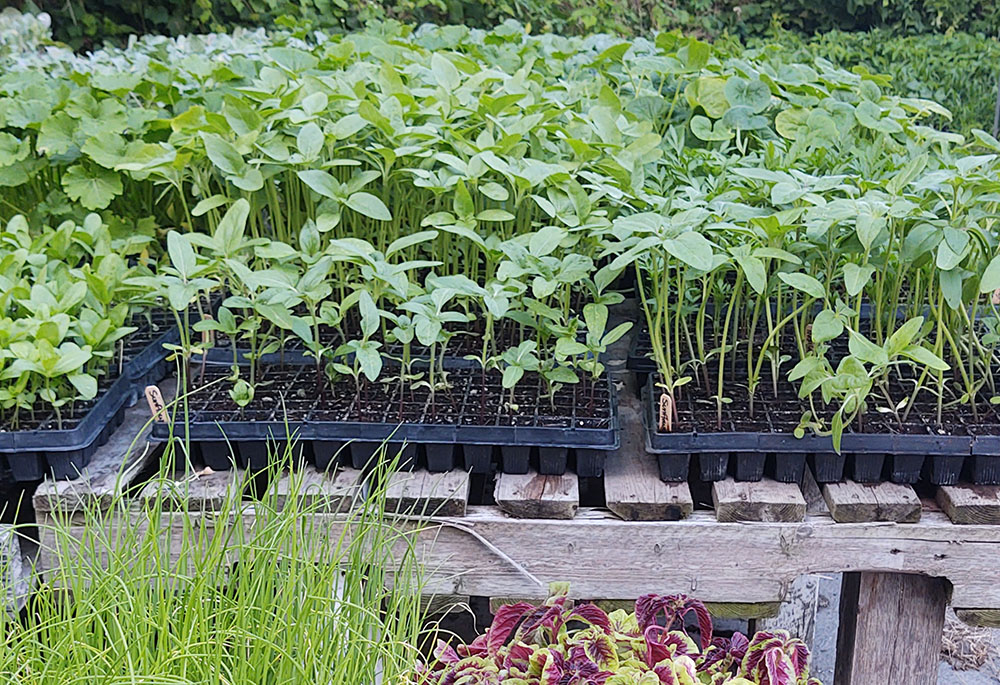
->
0, 213, 154, 429
152, 198, 628, 412
2, 18, 999, 447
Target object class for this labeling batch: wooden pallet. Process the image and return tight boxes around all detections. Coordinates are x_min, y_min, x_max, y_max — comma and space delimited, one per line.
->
29, 380, 1000, 685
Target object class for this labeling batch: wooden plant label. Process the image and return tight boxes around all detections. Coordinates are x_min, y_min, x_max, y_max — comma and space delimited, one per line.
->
145, 385, 168, 422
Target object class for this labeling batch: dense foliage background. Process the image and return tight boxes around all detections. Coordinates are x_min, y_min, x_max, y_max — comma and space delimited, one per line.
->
12, 0, 1000, 137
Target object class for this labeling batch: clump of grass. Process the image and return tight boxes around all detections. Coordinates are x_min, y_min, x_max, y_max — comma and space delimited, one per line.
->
0, 438, 427, 683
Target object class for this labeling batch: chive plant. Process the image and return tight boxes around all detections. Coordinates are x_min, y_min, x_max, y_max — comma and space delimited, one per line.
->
0, 439, 428, 682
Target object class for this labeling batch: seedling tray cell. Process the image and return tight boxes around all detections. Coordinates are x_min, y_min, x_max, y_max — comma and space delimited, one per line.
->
0, 374, 132, 482
151, 366, 619, 476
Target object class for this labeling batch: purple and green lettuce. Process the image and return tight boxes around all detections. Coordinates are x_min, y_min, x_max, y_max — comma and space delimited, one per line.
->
413, 585, 821, 685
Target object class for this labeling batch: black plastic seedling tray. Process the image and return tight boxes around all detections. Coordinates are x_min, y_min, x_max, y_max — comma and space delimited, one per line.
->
151, 366, 619, 477
641, 378, 975, 484
0, 374, 132, 482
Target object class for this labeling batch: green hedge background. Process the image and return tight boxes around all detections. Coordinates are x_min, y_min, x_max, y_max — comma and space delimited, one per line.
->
12, 0, 1000, 135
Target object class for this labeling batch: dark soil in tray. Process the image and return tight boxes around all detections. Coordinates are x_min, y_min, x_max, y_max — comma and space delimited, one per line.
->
178, 365, 613, 430
0, 375, 121, 432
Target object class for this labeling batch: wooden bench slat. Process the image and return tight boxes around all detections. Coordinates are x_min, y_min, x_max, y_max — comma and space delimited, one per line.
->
822, 480, 921, 523
711, 477, 806, 522
494, 470, 578, 519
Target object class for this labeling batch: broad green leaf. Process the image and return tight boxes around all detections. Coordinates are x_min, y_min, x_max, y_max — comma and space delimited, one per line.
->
980, 255, 1000, 293
665, 232, 714, 272
848, 330, 889, 366
386, 230, 437, 256
358, 290, 379, 338
903, 345, 949, 372
734, 254, 766, 294
68, 373, 97, 399
529, 226, 566, 258
431, 53, 461, 91
777, 272, 825, 299
297, 169, 341, 199
775, 108, 809, 140
167, 231, 198, 280
297, 122, 324, 159
476, 209, 515, 222
690, 115, 732, 141
887, 317, 924, 357
346, 192, 391, 221
812, 310, 843, 343
843, 263, 875, 297
62, 164, 122, 210
724, 76, 771, 113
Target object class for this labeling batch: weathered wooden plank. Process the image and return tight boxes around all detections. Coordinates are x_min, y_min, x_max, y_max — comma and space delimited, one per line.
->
386, 470, 470, 517
954, 609, 1000, 628
271, 466, 362, 513
604, 396, 692, 521
423, 594, 471, 616
1, 525, 31, 616
36, 505, 1000, 609
758, 575, 821, 647
494, 471, 578, 519
135, 467, 245, 512
33, 381, 175, 516
835, 572, 947, 685
936, 484, 1000, 525
822, 481, 921, 523
712, 478, 806, 522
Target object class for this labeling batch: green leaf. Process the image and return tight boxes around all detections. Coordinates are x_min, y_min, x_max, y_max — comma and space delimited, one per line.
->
297, 169, 341, 200
980, 255, 1000, 293
777, 272, 825, 299
346, 192, 392, 221
665, 232, 714, 272
476, 209, 515, 222
831, 411, 843, 454
62, 164, 122, 210
734, 254, 767, 294
355, 344, 383, 382
812, 310, 843, 343
430, 53, 461, 91
724, 76, 771, 113
297, 122, 324, 159
386, 230, 437, 256
887, 317, 924, 357
502, 365, 524, 389
215, 198, 250, 257
167, 231, 198, 280
529, 226, 566, 257
690, 115, 732, 142
848, 330, 889, 366
775, 108, 809, 140
902, 345, 949, 372
843, 263, 875, 297
358, 290, 379, 338
192, 194, 229, 217
68, 373, 97, 399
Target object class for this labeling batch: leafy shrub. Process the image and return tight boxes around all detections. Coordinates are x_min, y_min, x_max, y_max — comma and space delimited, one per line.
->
752, 28, 1000, 136
415, 586, 821, 684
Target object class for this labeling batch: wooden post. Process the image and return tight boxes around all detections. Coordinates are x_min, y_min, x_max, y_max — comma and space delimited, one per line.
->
834, 572, 947, 685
